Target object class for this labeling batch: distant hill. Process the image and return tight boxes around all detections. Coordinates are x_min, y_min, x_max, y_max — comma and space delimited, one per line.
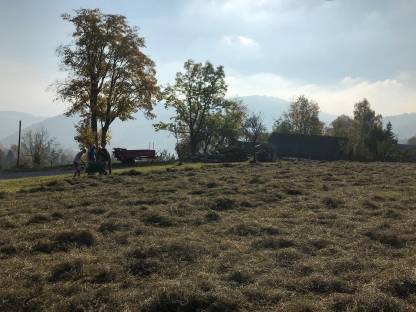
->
0, 111, 45, 140
1, 96, 415, 152
0, 105, 178, 153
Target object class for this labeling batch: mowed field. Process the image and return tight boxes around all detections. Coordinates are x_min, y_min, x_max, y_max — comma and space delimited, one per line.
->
1, 161, 416, 311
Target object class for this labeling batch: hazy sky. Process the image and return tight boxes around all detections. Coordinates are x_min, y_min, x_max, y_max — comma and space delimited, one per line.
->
0, 0, 415, 116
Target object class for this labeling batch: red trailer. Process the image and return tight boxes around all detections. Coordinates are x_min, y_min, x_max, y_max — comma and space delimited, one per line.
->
113, 148, 156, 164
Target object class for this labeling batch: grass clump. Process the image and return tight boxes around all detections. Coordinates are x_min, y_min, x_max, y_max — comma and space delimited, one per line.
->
140, 288, 238, 312
49, 259, 83, 282
323, 197, 343, 209
142, 212, 173, 227
365, 228, 406, 248
383, 272, 416, 299
98, 221, 128, 235
254, 237, 295, 250
205, 211, 221, 222
211, 197, 237, 211
0, 244, 17, 257
304, 276, 352, 294
54, 230, 96, 248
26, 214, 50, 224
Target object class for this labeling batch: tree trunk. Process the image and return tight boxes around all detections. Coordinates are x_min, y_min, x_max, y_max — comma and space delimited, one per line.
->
91, 112, 98, 147
190, 135, 198, 158
90, 84, 99, 147
101, 125, 109, 148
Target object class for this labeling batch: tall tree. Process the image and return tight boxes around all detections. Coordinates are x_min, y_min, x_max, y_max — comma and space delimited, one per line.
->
56, 8, 160, 148
274, 96, 324, 135
155, 60, 228, 157
242, 113, 266, 163
350, 99, 384, 160
330, 115, 353, 138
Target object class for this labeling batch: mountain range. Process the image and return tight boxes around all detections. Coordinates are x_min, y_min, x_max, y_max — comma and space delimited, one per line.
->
1, 96, 415, 153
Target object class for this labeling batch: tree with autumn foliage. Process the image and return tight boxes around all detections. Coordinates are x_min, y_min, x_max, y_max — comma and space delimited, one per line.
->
55, 9, 160, 148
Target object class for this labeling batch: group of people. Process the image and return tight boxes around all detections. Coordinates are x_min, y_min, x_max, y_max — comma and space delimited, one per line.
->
73, 145, 112, 177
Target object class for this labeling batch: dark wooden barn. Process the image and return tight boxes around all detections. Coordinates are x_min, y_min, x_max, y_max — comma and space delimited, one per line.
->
268, 133, 348, 161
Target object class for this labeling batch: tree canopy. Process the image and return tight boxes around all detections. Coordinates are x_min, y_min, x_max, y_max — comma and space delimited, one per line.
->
330, 115, 353, 138
56, 8, 160, 148
155, 60, 240, 158
273, 96, 324, 136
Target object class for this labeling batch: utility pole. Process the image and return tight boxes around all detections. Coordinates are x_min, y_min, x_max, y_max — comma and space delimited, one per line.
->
17, 120, 21, 168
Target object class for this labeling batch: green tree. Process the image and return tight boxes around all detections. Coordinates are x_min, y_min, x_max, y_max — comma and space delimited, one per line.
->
407, 136, 416, 145
272, 117, 292, 134
200, 100, 247, 154
74, 119, 111, 148
155, 60, 228, 157
242, 113, 267, 163
56, 8, 160, 148
350, 99, 384, 160
330, 115, 353, 138
275, 95, 324, 135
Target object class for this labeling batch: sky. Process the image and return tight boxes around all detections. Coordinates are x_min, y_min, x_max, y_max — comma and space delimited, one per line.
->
0, 0, 415, 117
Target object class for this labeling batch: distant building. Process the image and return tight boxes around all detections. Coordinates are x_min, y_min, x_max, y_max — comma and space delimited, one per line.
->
268, 133, 348, 161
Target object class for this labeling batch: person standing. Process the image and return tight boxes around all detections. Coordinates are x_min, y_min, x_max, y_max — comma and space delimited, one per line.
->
73, 148, 86, 178
88, 145, 97, 163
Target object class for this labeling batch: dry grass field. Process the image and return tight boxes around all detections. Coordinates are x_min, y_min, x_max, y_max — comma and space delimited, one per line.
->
1, 160, 416, 311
